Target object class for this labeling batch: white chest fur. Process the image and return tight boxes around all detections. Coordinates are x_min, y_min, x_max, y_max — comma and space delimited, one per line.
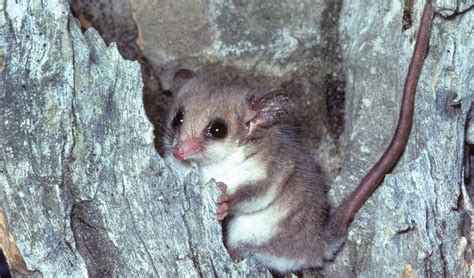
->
199, 147, 265, 194
226, 203, 289, 247
200, 146, 284, 247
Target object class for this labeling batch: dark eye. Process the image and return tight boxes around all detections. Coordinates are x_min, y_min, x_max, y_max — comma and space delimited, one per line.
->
206, 119, 228, 139
172, 110, 184, 130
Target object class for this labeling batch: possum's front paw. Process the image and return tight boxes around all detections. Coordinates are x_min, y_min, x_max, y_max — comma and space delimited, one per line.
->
216, 182, 229, 221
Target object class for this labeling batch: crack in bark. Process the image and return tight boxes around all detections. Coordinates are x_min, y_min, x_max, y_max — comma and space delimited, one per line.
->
123, 197, 160, 276
181, 211, 204, 277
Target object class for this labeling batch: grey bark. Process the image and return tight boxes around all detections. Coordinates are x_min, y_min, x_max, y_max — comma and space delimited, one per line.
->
0, 0, 473, 277
0, 0, 267, 276
324, 1, 474, 277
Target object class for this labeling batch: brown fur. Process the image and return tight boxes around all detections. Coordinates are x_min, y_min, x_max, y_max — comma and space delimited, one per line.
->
164, 73, 330, 272
163, 4, 433, 269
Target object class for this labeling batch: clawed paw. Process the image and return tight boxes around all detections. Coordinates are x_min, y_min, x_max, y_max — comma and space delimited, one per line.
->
216, 182, 229, 221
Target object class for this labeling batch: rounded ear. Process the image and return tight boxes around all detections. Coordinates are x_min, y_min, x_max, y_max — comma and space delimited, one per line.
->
245, 89, 288, 136
171, 69, 196, 93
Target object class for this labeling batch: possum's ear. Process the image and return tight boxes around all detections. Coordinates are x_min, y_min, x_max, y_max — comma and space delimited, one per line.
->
244, 89, 288, 136
171, 69, 196, 93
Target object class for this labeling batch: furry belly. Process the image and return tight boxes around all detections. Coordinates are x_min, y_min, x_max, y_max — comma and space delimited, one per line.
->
226, 212, 279, 247
225, 205, 325, 273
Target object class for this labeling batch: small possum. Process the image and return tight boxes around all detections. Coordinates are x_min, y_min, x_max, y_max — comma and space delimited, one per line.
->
162, 2, 433, 274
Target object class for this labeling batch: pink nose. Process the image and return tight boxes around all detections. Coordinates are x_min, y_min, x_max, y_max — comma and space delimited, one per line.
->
172, 138, 203, 161
172, 144, 185, 160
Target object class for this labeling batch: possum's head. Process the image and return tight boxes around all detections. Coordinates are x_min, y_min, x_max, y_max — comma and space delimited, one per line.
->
163, 69, 288, 167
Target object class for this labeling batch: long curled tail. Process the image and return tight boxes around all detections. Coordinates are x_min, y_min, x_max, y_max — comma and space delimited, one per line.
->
324, 1, 433, 259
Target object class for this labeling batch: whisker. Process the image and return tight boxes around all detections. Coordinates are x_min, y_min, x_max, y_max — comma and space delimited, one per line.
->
153, 121, 175, 136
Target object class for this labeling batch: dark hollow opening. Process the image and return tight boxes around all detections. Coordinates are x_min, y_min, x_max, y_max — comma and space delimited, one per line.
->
0, 249, 11, 278
465, 107, 474, 201
68, 0, 346, 179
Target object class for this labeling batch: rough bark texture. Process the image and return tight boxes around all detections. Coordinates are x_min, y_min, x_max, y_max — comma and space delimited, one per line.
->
0, 0, 267, 276
324, 0, 474, 276
0, 0, 473, 277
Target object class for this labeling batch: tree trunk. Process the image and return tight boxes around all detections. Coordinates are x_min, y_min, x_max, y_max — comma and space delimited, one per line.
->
0, 0, 266, 276
0, 0, 473, 277
324, 1, 474, 276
